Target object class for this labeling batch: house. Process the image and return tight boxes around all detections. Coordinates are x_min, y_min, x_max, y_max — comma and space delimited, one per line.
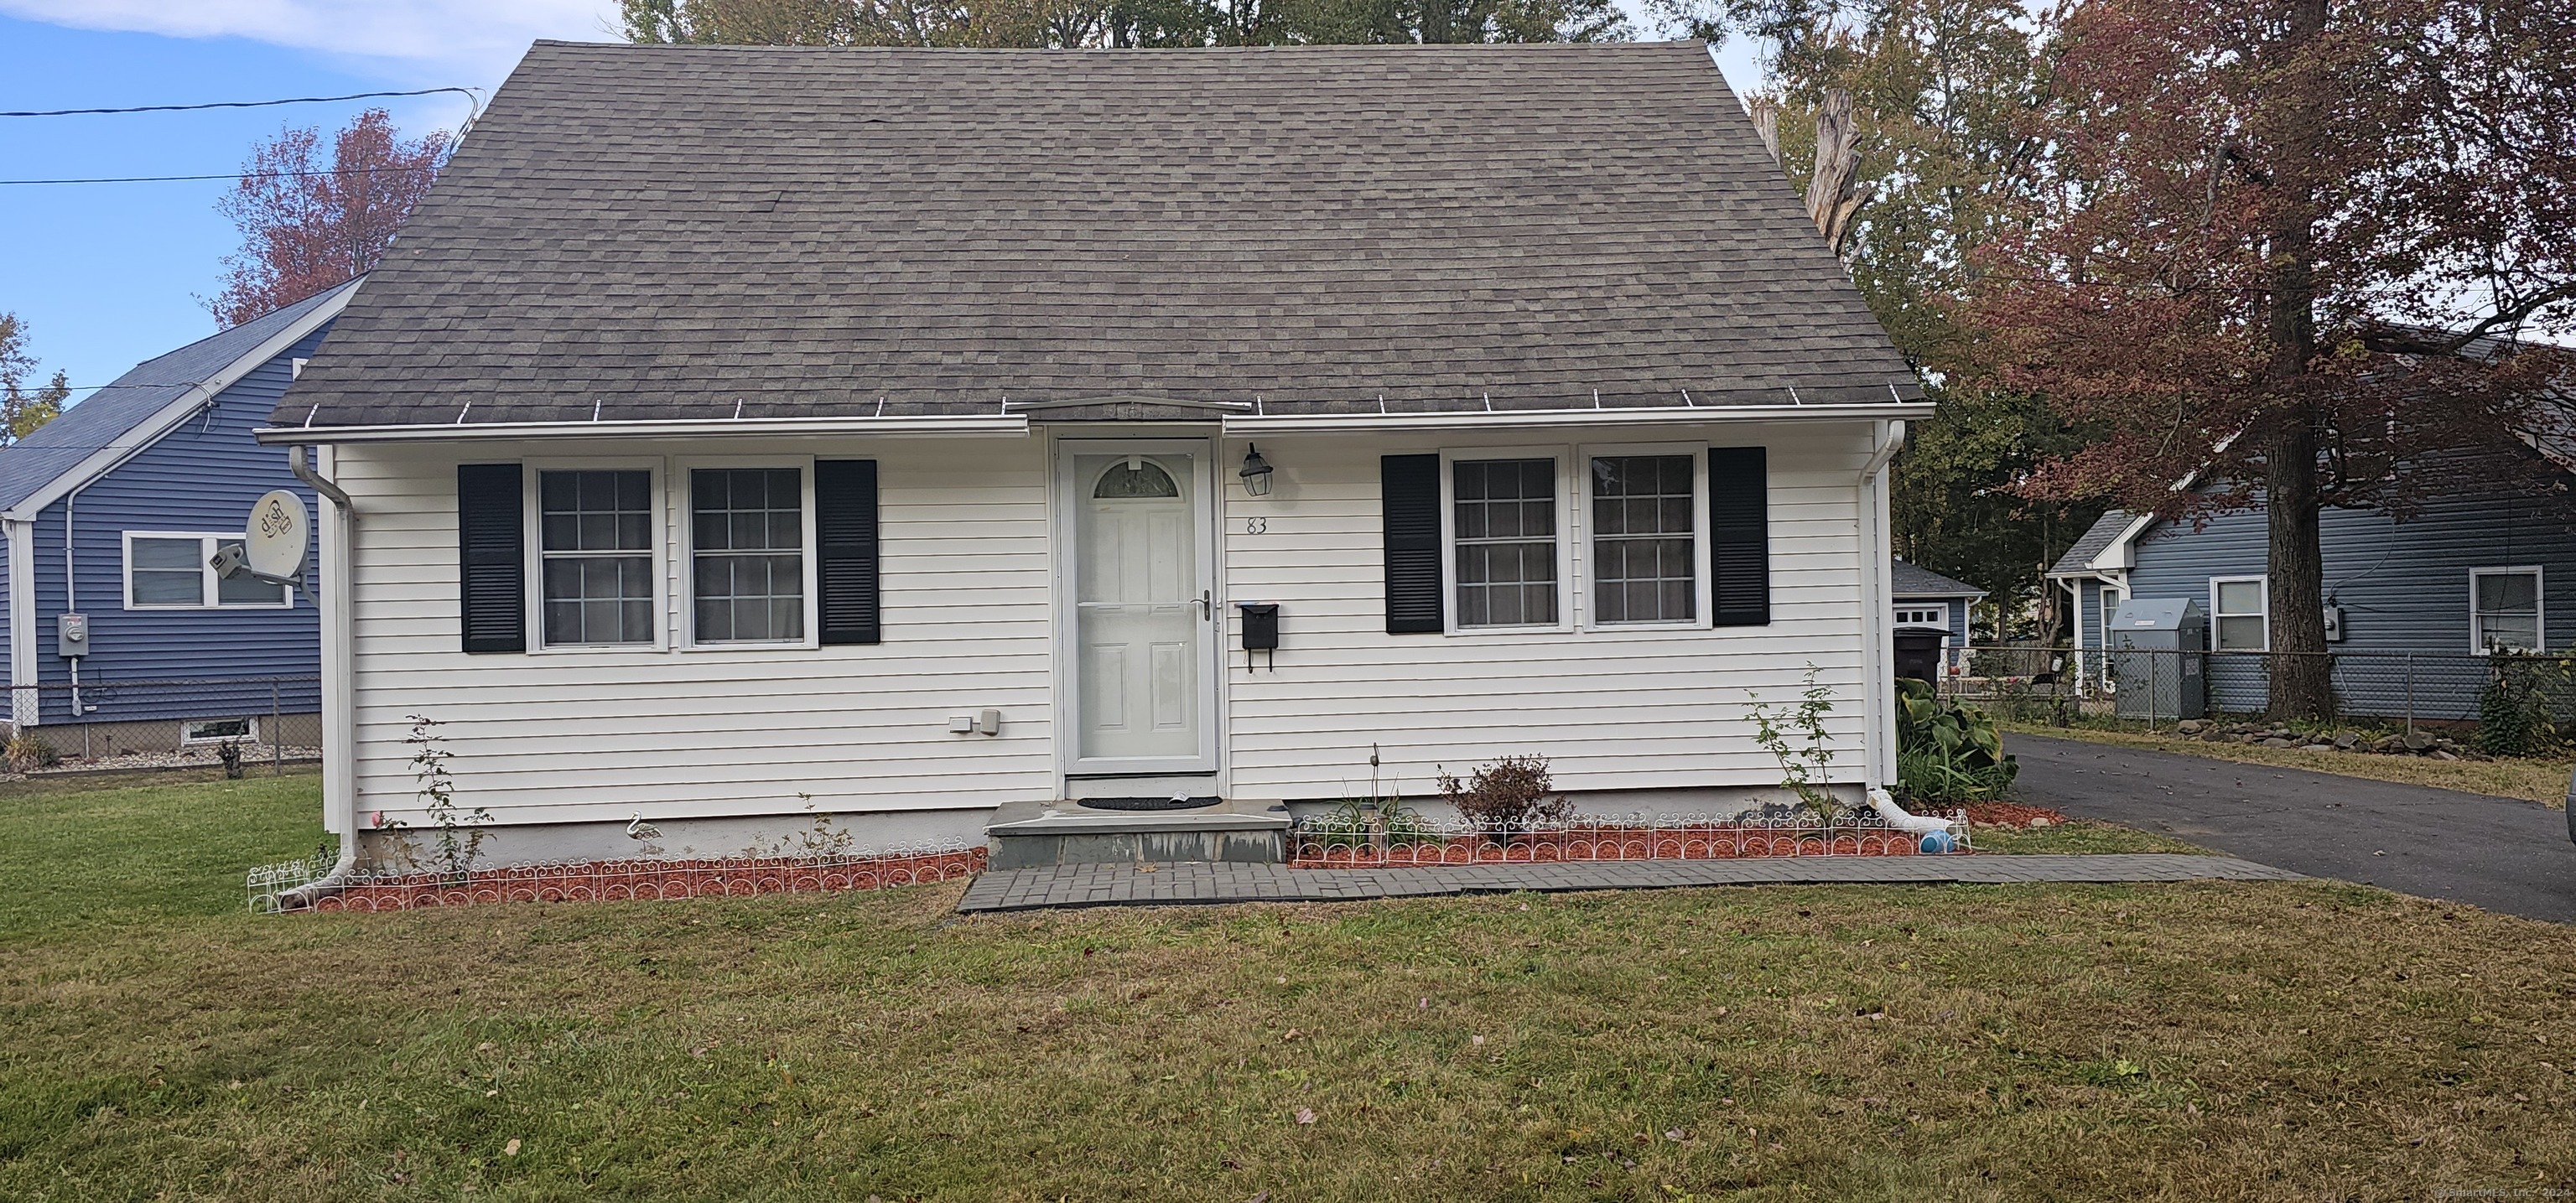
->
262, 41, 1931, 869
1888, 559, 1983, 671
2, 281, 353, 755
2047, 484, 2576, 719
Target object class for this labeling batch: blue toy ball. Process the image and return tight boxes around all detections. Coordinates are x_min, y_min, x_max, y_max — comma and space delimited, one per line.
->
1918, 830, 1956, 855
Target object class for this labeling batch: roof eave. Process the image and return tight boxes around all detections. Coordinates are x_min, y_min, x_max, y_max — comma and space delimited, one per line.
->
1221, 401, 1931, 434
254, 415, 1035, 444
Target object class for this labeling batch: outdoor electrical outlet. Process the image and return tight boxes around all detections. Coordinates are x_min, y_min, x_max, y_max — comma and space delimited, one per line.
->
977, 709, 1001, 735
948, 715, 975, 734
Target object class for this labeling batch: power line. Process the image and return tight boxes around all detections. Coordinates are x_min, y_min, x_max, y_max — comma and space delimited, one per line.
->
0, 165, 439, 187
2, 86, 480, 119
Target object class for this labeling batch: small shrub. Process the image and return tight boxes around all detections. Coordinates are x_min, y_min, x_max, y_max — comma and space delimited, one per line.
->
5, 732, 59, 774
1437, 754, 1569, 833
2475, 652, 2561, 758
1893, 678, 2019, 801
1748, 664, 1841, 818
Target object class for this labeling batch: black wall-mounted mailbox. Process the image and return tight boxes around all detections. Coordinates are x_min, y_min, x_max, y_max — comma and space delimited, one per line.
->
1238, 603, 1280, 651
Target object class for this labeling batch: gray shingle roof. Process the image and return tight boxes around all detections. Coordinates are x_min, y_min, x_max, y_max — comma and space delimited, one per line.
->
276, 40, 1923, 430
1889, 558, 1984, 599
2, 280, 356, 511
2046, 510, 2137, 578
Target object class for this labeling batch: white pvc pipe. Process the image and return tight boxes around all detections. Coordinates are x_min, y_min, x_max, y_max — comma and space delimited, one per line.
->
1867, 786, 1958, 836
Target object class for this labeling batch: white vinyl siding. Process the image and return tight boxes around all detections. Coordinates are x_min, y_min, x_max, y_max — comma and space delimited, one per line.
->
122, 531, 288, 609
1224, 423, 1878, 800
2211, 576, 2266, 651
337, 438, 1054, 827
2470, 567, 2542, 653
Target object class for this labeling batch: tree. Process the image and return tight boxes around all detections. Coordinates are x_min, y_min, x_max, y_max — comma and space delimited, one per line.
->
210, 109, 453, 329
1652, 0, 2101, 626
1971, 0, 2576, 718
1, 312, 70, 446
620, 0, 1628, 47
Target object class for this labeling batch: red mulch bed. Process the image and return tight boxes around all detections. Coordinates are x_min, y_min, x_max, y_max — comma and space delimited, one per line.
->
295, 848, 987, 912
1288, 824, 1943, 869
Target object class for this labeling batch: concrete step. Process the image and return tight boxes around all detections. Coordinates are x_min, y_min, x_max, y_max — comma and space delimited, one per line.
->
985, 797, 1291, 869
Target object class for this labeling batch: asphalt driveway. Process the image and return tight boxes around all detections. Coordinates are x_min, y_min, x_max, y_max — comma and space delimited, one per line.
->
2011, 734, 2576, 924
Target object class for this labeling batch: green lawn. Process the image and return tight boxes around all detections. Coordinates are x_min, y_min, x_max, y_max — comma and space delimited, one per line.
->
3, 772, 2572, 1200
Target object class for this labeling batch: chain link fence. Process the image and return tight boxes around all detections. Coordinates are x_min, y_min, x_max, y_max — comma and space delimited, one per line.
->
4, 676, 320, 777
1937, 645, 2576, 740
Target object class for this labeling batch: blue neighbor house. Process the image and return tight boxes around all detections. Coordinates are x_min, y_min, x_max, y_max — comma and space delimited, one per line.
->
1, 281, 354, 760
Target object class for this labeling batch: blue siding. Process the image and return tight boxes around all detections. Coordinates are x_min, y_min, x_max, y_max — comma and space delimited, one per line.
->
2123, 486, 2576, 718
20, 324, 330, 726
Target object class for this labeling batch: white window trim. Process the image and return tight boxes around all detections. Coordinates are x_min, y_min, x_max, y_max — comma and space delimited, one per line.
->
2468, 565, 2545, 655
120, 531, 292, 610
1576, 441, 1711, 631
523, 459, 669, 653
181, 716, 259, 745
678, 455, 822, 652
1893, 605, 1948, 627
2210, 574, 2267, 651
1438, 445, 1576, 635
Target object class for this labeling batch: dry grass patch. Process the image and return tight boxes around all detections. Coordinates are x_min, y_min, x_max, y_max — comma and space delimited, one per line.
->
3, 776, 2571, 1201
2005, 721, 2575, 807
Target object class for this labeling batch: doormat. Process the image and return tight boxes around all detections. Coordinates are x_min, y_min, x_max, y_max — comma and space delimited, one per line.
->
252, 846, 987, 913
1078, 796, 1224, 812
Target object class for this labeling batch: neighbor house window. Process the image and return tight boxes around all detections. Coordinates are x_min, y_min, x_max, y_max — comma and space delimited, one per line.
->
124, 532, 288, 609
2470, 567, 2542, 653
181, 718, 256, 745
692, 467, 807, 643
1452, 458, 1558, 628
2211, 577, 2267, 651
1893, 606, 1946, 627
538, 469, 655, 646
1588, 454, 1697, 625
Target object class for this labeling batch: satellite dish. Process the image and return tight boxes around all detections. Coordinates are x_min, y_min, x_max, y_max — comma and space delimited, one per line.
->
245, 490, 310, 583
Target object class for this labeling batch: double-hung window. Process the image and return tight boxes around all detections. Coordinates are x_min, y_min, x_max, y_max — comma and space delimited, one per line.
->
2211, 577, 2267, 651
124, 532, 288, 609
1587, 454, 1699, 625
691, 467, 808, 644
1452, 458, 1560, 628
537, 469, 656, 646
2470, 567, 2542, 652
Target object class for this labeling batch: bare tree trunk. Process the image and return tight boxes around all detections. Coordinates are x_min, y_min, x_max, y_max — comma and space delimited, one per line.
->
2264, 0, 2334, 721
1806, 90, 1873, 256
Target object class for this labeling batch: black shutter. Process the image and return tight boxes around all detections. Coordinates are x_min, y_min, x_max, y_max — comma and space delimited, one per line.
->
457, 463, 526, 653
816, 459, 880, 646
1709, 445, 1771, 626
1382, 454, 1444, 634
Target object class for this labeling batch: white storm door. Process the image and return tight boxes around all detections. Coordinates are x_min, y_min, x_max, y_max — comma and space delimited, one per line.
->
1066, 445, 1217, 770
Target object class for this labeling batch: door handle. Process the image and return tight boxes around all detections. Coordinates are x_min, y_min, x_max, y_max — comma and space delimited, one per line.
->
1197, 590, 1212, 620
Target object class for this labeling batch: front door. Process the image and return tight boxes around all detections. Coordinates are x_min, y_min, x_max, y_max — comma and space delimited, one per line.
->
1063, 442, 1218, 773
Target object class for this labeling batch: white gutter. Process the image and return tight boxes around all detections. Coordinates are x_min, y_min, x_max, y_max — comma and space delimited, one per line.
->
273, 443, 359, 910
254, 415, 1032, 445
1222, 402, 1931, 435
3, 518, 31, 728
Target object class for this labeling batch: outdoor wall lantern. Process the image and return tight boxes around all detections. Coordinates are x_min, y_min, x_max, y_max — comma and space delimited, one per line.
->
1239, 443, 1275, 496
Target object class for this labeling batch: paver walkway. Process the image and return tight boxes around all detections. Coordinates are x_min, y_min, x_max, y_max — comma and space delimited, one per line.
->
953, 853, 2298, 913
2013, 734, 2576, 924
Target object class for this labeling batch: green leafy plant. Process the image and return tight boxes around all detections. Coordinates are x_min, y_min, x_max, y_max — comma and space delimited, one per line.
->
4, 731, 59, 774
404, 713, 491, 880
1893, 678, 2018, 801
1436, 754, 1569, 833
1748, 664, 1840, 819
2475, 651, 2566, 758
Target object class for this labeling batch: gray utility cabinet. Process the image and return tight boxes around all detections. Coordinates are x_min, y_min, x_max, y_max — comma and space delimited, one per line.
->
2107, 599, 2208, 720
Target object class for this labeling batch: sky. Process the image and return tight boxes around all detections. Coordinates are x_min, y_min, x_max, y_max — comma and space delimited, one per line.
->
0, 1, 1756, 402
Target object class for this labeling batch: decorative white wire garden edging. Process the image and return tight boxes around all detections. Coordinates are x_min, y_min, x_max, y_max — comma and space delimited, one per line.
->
246, 842, 987, 914
1287, 812, 1968, 868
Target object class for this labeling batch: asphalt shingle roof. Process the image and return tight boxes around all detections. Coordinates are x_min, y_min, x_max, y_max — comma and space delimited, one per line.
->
1889, 558, 1984, 599
2, 281, 355, 511
276, 40, 1923, 429
2046, 511, 2137, 578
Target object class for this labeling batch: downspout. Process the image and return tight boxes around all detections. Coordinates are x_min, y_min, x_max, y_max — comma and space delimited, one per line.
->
1857, 420, 1905, 793
274, 443, 360, 909
62, 480, 98, 721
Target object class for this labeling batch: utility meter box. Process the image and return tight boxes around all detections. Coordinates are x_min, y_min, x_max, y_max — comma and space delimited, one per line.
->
56, 612, 89, 659
2106, 599, 2205, 720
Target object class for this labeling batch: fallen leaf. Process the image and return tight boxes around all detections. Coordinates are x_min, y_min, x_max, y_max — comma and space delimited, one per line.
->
476, 1042, 496, 1052
503, 1138, 522, 1156
1294, 1108, 1317, 1125
1281, 1029, 1302, 1042
1471, 1035, 1486, 1046
1664, 1128, 1692, 1143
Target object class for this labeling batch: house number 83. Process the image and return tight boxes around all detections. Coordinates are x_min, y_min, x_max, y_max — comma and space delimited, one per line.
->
1244, 517, 1268, 535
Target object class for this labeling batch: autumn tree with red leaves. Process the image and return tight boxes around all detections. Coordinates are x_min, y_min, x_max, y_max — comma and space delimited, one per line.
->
1973, 0, 2576, 718
209, 109, 452, 328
